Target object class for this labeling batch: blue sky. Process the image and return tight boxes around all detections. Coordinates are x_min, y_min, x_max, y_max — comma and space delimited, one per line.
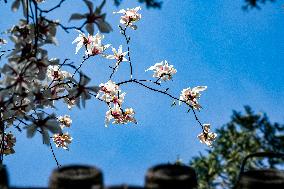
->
1, 0, 284, 187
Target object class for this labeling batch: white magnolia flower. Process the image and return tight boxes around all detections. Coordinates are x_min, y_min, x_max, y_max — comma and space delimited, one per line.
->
47, 65, 71, 81
106, 45, 128, 62
179, 86, 207, 110
111, 92, 126, 105
105, 106, 137, 127
50, 82, 67, 99
84, 32, 110, 56
146, 60, 177, 81
72, 30, 96, 54
99, 80, 119, 94
96, 80, 125, 104
197, 124, 217, 147
58, 115, 72, 128
114, 6, 141, 30
53, 132, 73, 150
64, 97, 76, 109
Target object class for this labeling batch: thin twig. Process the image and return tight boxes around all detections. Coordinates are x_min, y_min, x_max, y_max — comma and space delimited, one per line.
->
50, 142, 61, 168
192, 109, 204, 128
38, 0, 66, 13
119, 24, 133, 78
43, 17, 86, 33
72, 55, 91, 77
29, 0, 35, 24
109, 61, 122, 79
26, 0, 29, 23
0, 49, 15, 53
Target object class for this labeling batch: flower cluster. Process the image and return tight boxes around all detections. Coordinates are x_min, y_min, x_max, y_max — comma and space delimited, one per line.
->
58, 115, 72, 129
197, 124, 217, 147
47, 65, 71, 81
179, 86, 207, 110
64, 97, 77, 109
46, 64, 72, 100
52, 115, 73, 150
105, 45, 128, 64
96, 80, 125, 104
72, 30, 110, 56
37, 17, 58, 45
0, 0, 215, 165
96, 80, 136, 127
105, 107, 137, 125
0, 16, 86, 154
0, 132, 16, 155
52, 133, 73, 150
114, 6, 142, 30
146, 60, 177, 82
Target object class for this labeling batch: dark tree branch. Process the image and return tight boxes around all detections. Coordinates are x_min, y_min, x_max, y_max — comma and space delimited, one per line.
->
0, 49, 15, 53
109, 61, 122, 79
43, 17, 86, 33
38, 0, 66, 13
0, 114, 5, 165
72, 55, 91, 77
26, 0, 29, 23
117, 78, 204, 129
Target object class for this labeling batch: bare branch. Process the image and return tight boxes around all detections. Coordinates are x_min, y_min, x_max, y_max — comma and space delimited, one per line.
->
38, 0, 66, 13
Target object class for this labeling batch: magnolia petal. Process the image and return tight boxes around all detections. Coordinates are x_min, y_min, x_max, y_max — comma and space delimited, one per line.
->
113, 9, 126, 14
193, 86, 207, 92
85, 23, 94, 35
75, 41, 83, 54
134, 6, 142, 12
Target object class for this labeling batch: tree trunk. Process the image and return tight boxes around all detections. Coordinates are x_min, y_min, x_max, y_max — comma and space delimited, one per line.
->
0, 115, 5, 165
0, 164, 9, 189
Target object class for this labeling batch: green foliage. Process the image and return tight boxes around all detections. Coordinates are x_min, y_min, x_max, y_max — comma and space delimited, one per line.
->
190, 106, 284, 189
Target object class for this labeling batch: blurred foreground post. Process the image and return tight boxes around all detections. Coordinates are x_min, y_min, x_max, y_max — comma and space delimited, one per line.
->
107, 185, 144, 189
234, 152, 284, 189
145, 163, 197, 189
0, 165, 8, 189
49, 165, 103, 189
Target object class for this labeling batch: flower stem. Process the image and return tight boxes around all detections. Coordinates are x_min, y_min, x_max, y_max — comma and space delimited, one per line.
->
50, 142, 61, 168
